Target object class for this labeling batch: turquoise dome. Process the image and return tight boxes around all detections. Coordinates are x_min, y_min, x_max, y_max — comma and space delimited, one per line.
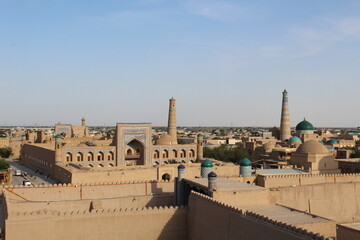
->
319, 140, 325, 145
55, 134, 62, 139
240, 158, 252, 167
296, 118, 314, 131
327, 139, 338, 144
289, 136, 302, 142
201, 159, 213, 168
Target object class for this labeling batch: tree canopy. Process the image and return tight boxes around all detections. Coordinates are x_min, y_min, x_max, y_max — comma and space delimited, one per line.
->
203, 144, 251, 163
0, 159, 10, 170
0, 147, 12, 159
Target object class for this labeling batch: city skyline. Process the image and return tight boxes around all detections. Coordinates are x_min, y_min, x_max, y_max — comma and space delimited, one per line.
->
1, 0, 360, 127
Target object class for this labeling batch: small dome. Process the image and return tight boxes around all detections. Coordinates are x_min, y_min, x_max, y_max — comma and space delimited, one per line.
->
296, 118, 314, 131
201, 159, 213, 168
156, 134, 172, 145
208, 171, 217, 178
327, 139, 338, 144
264, 142, 275, 149
178, 164, 185, 169
289, 136, 302, 142
55, 134, 62, 139
296, 140, 329, 154
240, 158, 252, 166
319, 140, 325, 145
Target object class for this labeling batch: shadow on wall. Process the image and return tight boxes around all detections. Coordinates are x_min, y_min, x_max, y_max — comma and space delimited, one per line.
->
157, 207, 187, 240
144, 195, 174, 208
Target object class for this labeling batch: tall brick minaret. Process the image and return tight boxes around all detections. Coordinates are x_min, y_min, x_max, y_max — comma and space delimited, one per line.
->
280, 89, 291, 141
167, 97, 178, 145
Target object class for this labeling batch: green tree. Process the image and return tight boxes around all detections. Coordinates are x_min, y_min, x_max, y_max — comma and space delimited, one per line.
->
204, 144, 251, 163
0, 159, 10, 170
0, 147, 12, 159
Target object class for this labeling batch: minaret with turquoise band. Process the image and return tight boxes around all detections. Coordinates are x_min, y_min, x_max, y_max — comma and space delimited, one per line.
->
280, 89, 291, 141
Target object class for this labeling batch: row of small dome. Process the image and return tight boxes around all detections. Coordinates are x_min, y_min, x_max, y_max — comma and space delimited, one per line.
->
200, 158, 252, 168
289, 136, 338, 145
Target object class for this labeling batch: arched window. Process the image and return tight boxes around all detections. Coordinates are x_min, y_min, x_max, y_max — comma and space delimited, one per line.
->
88, 152, 94, 161
180, 149, 186, 158
154, 150, 160, 159
163, 149, 169, 158
127, 149, 132, 155
108, 151, 114, 161
172, 149, 178, 158
189, 149, 195, 158
77, 152, 83, 162
66, 152, 72, 162
98, 151, 104, 161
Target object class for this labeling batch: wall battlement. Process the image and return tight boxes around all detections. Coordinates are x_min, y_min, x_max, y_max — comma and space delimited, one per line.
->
10, 205, 186, 219
190, 191, 334, 240
257, 172, 360, 188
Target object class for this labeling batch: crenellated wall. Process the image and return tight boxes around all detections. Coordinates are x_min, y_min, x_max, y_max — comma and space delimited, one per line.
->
187, 191, 333, 240
5, 205, 187, 240
3, 180, 174, 202
257, 172, 360, 188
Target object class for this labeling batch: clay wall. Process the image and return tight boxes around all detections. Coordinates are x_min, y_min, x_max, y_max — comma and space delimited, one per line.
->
337, 224, 360, 240
213, 188, 271, 207
257, 172, 360, 188
5, 205, 187, 240
3, 181, 174, 202
273, 182, 360, 223
187, 192, 331, 240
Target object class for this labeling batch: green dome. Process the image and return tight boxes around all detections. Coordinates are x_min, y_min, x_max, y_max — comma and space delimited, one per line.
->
55, 134, 62, 139
296, 118, 314, 131
327, 138, 338, 144
240, 158, 252, 167
289, 136, 302, 142
201, 159, 213, 168
319, 140, 325, 145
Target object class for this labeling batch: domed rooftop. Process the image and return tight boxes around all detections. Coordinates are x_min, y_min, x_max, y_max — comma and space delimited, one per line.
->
208, 171, 217, 178
289, 136, 302, 142
296, 118, 314, 131
201, 159, 213, 168
327, 138, 338, 144
240, 158, 252, 167
296, 140, 329, 154
156, 134, 172, 145
178, 164, 185, 169
319, 140, 325, 145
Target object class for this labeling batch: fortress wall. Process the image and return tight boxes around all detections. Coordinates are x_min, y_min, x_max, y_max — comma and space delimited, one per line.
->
5, 206, 187, 240
274, 182, 360, 223
337, 224, 360, 240
213, 188, 271, 207
3, 181, 174, 202
187, 192, 331, 240
258, 173, 360, 188
65, 164, 240, 184
7, 195, 174, 215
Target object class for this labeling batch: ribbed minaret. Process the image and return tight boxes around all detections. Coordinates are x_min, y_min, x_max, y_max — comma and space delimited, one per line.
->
81, 117, 86, 126
167, 97, 178, 145
280, 89, 291, 141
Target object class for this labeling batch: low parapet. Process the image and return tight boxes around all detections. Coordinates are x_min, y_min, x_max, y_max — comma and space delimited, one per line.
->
257, 172, 360, 188
3, 179, 174, 189
189, 191, 334, 240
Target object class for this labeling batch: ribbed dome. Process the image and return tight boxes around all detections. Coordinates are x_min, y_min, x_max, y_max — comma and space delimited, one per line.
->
201, 159, 213, 168
156, 134, 172, 145
289, 136, 302, 142
240, 158, 252, 166
296, 119, 314, 131
296, 140, 329, 154
327, 139, 338, 144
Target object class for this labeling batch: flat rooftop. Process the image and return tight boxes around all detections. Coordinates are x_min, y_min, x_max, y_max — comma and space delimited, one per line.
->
245, 204, 331, 225
340, 222, 360, 231
184, 178, 265, 191
257, 169, 309, 175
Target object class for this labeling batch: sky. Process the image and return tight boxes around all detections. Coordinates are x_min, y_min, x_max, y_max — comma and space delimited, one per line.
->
1, 0, 360, 127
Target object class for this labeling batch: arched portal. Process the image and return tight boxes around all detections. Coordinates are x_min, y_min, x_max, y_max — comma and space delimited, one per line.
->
125, 139, 145, 166
77, 152, 83, 162
162, 173, 171, 181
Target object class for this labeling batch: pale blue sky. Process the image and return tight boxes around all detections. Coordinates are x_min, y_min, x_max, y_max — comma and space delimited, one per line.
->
1, 0, 360, 127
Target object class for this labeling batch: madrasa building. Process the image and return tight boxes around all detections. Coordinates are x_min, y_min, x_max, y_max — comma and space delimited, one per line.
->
20, 98, 204, 183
